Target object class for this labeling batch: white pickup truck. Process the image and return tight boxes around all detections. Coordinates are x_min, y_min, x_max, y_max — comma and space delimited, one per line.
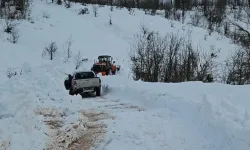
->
65, 71, 101, 96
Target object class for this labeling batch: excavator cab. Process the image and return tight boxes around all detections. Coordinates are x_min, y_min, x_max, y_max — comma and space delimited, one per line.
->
98, 55, 113, 65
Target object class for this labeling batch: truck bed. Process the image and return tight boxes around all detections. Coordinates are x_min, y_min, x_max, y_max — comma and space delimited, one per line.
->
75, 77, 100, 89
72, 71, 101, 92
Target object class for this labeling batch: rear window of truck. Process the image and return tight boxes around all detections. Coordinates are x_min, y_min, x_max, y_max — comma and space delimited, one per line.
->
74, 72, 95, 79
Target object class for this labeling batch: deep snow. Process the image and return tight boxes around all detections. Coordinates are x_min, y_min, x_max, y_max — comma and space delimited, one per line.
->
0, 0, 249, 150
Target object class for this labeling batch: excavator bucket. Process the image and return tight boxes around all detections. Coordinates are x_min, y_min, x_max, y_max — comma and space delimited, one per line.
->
95, 71, 106, 76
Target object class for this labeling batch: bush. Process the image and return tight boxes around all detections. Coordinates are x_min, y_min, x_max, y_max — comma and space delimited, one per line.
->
6, 68, 17, 78
8, 28, 20, 44
224, 47, 250, 85
64, 0, 71, 8
4, 19, 18, 34
78, 8, 89, 15
129, 26, 217, 83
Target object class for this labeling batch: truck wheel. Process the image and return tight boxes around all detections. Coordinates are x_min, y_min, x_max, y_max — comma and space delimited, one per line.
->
64, 79, 70, 90
69, 90, 74, 95
95, 87, 101, 96
106, 69, 110, 76
69, 87, 75, 95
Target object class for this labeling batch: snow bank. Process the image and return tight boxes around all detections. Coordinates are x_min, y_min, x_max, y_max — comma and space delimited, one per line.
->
101, 75, 250, 150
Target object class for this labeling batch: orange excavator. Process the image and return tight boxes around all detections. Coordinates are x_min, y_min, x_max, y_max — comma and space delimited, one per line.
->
91, 55, 120, 76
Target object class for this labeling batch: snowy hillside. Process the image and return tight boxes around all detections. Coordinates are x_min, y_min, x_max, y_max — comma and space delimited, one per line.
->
0, 0, 250, 150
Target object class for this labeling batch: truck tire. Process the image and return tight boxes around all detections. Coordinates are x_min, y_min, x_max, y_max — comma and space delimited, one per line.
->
95, 87, 101, 96
106, 69, 110, 76
69, 90, 74, 95
64, 79, 70, 90
112, 69, 116, 75
69, 87, 74, 95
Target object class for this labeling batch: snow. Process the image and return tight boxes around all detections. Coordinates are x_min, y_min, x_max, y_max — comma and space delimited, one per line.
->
0, 0, 250, 150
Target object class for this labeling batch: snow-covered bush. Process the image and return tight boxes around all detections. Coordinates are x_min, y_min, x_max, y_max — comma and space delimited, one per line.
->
5, 68, 17, 79
3, 19, 18, 34
7, 28, 20, 44
78, 8, 89, 15
43, 11, 50, 18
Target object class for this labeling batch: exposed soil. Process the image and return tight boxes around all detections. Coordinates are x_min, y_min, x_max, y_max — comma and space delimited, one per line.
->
37, 96, 145, 150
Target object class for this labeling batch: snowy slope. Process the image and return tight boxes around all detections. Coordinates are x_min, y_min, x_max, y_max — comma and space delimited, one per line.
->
101, 76, 250, 150
0, 0, 250, 150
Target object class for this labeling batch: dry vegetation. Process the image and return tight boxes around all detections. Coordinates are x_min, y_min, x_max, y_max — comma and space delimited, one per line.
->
129, 25, 217, 83
129, 23, 250, 85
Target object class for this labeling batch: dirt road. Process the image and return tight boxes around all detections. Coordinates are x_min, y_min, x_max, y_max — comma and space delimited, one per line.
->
37, 95, 144, 150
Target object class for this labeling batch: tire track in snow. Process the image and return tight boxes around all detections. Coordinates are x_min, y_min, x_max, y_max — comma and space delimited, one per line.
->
68, 109, 115, 150
38, 93, 145, 150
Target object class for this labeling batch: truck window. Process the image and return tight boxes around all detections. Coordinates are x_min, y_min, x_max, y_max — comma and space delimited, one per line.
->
74, 72, 95, 79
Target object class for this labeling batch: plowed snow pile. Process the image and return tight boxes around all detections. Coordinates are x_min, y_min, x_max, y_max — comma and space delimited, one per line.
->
0, 0, 249, 150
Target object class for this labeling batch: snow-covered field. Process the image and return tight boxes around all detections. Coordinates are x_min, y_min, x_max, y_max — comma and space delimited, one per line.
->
0, 0, 250, 149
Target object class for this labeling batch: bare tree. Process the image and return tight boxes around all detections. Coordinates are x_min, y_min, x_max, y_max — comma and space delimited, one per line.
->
109, 13, 112, 25
43, 42, 58, 60
130, 26, 217, 83
189, 11, 202, 27
74, 51, 88, 70
175, 0, 181, 9
56, 0, 62, 5
64, 0, 71, 8
140, 23, 148, 35
0, 0, 30, 19
64, 35, 73, 59
92, 5, 98, 17
225, 47, 250, 85
130, 27, 168, 82
195, 47, 217, 82
229, 19, 250, 48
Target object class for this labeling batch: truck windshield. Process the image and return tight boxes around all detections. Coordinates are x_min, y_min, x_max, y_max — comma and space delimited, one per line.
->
74, 72, 95, 79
